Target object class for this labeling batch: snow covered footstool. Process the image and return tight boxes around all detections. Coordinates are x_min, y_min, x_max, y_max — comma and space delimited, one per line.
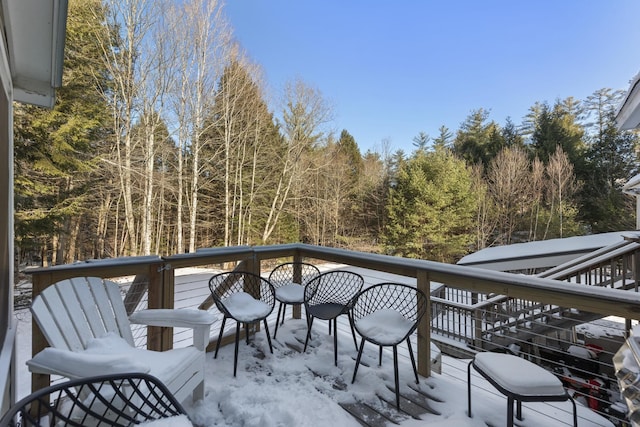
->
467, 352, 577, 427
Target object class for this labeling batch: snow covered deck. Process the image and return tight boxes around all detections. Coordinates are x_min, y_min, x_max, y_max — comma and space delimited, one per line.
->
15, 265, 619, 426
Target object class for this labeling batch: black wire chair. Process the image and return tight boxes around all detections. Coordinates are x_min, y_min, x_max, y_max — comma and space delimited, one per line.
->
209, 271, 276, 376
303, 270, 364, 366
268, 262, 321, 338
0, 373, 189, 427
350, 282, 428, 409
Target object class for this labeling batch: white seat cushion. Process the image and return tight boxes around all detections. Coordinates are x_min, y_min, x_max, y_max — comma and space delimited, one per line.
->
275, 283, 305, 303
28, 333, 202, 389
355, 309, 413, 345
222, 292, 272, 322
82, 333, 202, 385
474, 352, 566, 397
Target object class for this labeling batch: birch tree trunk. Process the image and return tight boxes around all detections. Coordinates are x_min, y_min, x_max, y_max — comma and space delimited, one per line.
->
98, 0, 157, 255
187, 0, 230, 253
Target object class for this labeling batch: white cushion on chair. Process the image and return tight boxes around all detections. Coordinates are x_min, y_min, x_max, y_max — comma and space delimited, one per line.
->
275, 283, 305, 303
355, 309, 413, 345
223, 292, 272, 322
80, 334, 200, 380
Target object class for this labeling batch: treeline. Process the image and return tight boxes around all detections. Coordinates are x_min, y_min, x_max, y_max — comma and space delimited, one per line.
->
13, 0, 639, 266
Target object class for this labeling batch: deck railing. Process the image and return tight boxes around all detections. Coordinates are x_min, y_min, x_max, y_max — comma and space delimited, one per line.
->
27, 242, 640, 420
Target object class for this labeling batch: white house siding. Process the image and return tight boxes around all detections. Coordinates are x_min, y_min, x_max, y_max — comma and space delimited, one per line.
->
0, 5, 15, 414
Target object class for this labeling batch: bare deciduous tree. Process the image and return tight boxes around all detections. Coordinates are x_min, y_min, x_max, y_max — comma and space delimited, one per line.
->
487, 146, 532, 244
97, 0, 157, 255
166, 0, 231, 253
263, 79, 333, 243
545, 147, 578, 238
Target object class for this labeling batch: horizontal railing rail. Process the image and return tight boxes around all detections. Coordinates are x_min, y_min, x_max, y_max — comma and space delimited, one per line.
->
26, 243, 640, 406
540, 239, 638, 278
539, 238, 640, 292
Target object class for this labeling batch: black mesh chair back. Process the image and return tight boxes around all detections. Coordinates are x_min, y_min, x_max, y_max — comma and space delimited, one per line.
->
350, 282, 428, 409
268, 262, 321, 338
303, 270, 364, 366
0, 373, 188, 427
208, 271, 276, 376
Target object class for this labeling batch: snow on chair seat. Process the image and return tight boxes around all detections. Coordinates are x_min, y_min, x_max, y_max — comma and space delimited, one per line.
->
467, 352, 577, 427
28, 276, 215, 404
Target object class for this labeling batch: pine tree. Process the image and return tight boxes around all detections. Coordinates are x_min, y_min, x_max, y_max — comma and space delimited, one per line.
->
14, 0, 110, 264
384, 149, 477, 262
432, 126, 453, 151
580, 110, 639, 231
412, 131, 430, 153
531, 100, 585, 168
452, 108, 504, 169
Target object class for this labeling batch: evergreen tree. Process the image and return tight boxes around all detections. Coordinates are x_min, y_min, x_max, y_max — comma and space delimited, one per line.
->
580, 110, 638, 231
337, 129, 364, 185
502, 117, 526, 150
531, 100, 585, 168
14, 0, 110, 264
452, 108, 504, 169
384, 148, 477, 262
432, 126, 453, 151
412, 131, 430, 153
204, 58, 281, 246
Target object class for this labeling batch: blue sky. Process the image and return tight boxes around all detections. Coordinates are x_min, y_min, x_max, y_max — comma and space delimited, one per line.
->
225, 1, 640, 154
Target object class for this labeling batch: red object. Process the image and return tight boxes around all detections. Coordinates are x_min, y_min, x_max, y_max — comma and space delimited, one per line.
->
585, 343, 604, 355
587, 378, 604, 410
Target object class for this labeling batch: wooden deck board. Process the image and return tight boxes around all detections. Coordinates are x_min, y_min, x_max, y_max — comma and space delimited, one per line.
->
340, 401, 400, 427
281, 329, 439, 426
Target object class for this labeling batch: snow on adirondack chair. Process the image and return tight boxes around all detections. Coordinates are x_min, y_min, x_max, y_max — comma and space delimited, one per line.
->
27, 276, 215, 404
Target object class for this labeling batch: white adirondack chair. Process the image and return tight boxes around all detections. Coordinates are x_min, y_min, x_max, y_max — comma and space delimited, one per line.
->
27, 277, 215, 404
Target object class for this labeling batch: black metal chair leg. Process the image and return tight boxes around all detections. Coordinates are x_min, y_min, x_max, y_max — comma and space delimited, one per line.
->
281, 303, 287, 325
352, 338, 366, 383
303, 317, 315, 352
274, 302, 284, 338
233, 322, 241, 377
467, 360, 473, 417
407, 338, 419, 383
379, 346, 383, 366
214, 316, 227, 358
333, 318, 338, 366
393, 346, 400, 409
507, 397, 514, 427
263, 319, 274, 353
348, 312, 358, 350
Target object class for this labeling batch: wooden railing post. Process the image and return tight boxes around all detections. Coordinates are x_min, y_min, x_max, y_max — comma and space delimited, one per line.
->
417, 269, 431, 377
246, 254, 262, 337
161, 261, 175, 351
473, 307, 484, 350
292, 251, 302, 320
30, 272, 53, 402
146, 261, 171, 352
